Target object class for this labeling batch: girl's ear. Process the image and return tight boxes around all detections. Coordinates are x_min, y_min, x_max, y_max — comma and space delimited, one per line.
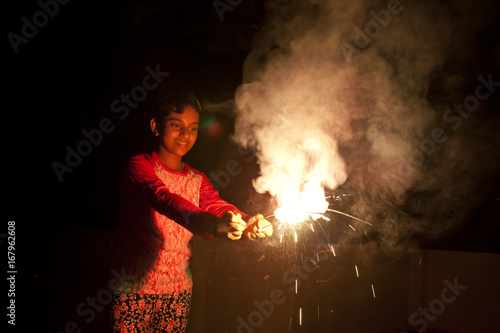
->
150, 118, 159, 137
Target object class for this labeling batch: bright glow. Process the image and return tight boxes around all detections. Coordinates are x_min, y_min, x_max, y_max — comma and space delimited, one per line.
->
329, 244, 336, 256
274, 183, 328, 225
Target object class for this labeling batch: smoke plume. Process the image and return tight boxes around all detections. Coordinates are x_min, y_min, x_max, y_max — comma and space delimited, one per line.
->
231, 0, 500, 249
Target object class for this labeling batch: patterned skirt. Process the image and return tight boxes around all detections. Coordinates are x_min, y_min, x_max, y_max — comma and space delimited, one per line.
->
110, 289, 192, 333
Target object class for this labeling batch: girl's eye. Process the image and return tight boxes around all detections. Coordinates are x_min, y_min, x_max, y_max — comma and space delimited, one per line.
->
170, 123, 180, 128
191, 127, 198, 132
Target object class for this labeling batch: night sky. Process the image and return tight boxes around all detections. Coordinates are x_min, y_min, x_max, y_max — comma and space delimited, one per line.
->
4, 0, 500, 332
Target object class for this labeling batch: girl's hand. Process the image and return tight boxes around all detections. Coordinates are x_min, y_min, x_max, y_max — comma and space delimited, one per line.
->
243, 214, 273, 240
219, 211, 246, 240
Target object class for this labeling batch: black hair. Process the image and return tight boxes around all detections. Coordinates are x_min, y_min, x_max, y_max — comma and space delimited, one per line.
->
148, 91, 201, 134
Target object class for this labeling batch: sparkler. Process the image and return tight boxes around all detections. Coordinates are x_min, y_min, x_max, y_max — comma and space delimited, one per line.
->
259, 190, 374, 331
258, 195, 372, 241
329, 244, 336, 257
327, 208, 373, 226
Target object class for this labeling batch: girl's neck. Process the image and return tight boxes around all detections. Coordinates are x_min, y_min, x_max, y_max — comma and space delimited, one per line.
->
157, 150, 184, 172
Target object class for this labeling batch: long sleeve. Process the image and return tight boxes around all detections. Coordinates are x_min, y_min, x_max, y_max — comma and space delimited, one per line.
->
198, 173, 249, 221
111, 152, 250, 294
125, 154, 218, 238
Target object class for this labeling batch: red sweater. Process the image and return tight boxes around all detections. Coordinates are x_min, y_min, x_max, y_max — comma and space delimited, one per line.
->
111, 151, 248, 294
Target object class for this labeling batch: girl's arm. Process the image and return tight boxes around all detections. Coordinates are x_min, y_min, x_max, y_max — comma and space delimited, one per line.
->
126, 154, 242, 239
198, 174, 273, 240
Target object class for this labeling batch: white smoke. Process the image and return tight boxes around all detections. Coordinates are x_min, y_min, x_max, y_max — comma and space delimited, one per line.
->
231, 0, 499, 247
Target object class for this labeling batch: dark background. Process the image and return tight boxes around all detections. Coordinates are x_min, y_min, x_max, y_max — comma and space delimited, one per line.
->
4, 1, 270, 331
4, 0, 500, 332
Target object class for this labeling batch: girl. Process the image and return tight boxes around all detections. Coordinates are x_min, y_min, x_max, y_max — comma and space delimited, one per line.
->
109, 92, 272, 332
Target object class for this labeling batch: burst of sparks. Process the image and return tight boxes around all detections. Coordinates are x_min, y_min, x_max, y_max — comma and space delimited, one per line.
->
260, 195, 372, 237
260, 191, 378, 331
329, 244, 336, 257
327, 208, 372, 226
273, 185, 329, 225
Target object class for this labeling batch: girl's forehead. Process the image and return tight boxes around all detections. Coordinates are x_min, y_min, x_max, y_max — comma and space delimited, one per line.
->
166, 106, 199, 122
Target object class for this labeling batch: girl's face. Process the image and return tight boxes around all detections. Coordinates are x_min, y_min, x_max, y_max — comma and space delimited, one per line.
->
156, 105, 199, 159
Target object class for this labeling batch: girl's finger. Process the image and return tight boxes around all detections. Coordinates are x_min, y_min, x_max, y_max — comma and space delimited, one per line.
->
227, 233, 241, 240
257, 221, 272, 232
232, 222, 246, 231
228, 211, 242, 222
232, 212, 242, 222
